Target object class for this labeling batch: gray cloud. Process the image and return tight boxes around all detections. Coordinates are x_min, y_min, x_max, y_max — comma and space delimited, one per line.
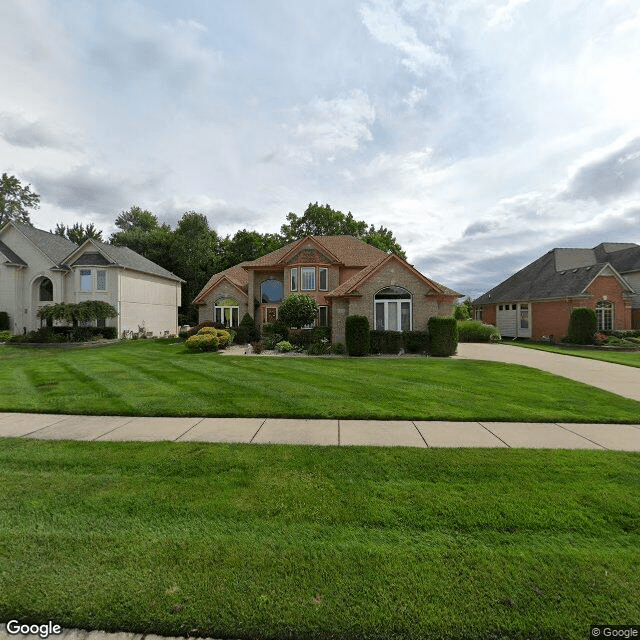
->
27, 166, 164, 220
563, 137, 640, 203
0, 112, 76, 150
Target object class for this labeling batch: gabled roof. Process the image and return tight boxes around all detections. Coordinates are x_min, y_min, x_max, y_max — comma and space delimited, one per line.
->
327, 253, 461, 298
65, 239, 184, 282
193, 263, 250, 303
242, 235, 388, 268
0, 239, 28, 266
473, 243, 639, 305
7, 222, 78, 266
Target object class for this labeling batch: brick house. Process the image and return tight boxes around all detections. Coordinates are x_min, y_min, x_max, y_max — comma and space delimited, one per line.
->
472, 243, 640, 340
193, 235, 460, 344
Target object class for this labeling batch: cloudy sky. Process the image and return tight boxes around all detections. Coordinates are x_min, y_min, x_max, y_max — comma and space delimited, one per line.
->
2, 0, 639, 298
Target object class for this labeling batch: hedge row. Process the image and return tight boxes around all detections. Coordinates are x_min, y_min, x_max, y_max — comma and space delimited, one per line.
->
369, 330, 430, 354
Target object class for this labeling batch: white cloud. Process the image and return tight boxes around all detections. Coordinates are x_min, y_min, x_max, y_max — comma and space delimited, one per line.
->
486, 0, 532, 28
359, 0, 449, 74
287, 90, 375, 161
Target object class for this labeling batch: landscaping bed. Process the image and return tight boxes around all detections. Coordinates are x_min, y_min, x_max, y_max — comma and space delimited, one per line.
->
1, 440, 638, 640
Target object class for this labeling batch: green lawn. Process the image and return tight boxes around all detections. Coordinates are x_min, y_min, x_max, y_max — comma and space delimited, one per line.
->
0, 440, 638, 640
1, 340, 640, 422
505, 341, 640, 368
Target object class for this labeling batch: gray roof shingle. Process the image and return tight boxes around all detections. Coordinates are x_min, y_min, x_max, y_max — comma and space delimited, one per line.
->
473, 243, 640, 305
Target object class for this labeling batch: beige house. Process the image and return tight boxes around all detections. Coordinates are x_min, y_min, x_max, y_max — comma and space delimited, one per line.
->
0, 222, 183, 336
194, 235, 460, 343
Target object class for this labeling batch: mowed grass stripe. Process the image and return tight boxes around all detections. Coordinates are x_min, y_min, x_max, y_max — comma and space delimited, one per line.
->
1, 340, 640, 421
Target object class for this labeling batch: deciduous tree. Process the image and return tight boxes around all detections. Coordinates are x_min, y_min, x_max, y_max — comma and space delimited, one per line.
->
0, 173, 39, 226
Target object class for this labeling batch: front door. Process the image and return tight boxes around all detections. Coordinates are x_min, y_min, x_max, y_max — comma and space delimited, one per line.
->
518, 303, 531, 338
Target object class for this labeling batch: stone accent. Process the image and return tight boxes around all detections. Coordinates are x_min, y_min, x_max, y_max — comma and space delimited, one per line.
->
197, 281, 248, 325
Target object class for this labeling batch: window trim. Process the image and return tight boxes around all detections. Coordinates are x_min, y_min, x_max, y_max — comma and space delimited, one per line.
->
374, 287, 412, 331
596, 300, 613, 332
301, 267, 316, 291
319, 267, 328, 291
80, 269, 92, 292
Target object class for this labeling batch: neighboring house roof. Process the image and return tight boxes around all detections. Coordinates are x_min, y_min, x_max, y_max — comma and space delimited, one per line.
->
473, 243, 640, 305
76, 240, 184, 282
193, 263, 250, 303
10, 222, 79, 266
0, 239, 28, 266
0, 223, 183, 282
242, 235, 388, 268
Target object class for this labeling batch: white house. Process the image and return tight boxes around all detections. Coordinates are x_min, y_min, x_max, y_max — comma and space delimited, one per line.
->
0, 222, 183, 336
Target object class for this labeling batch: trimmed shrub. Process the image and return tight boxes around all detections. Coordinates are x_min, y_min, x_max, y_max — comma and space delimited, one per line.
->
275, 340, 294, 353
188, 322, 214, 337
566, 308, 597, 345
0, 330, 11, 342
197, 326, 218, 335
263, 334, 284, 350
307, 340, 330, 355
278, 293, 318, 328
345, 315, 370, 356
403, 330, 430, 354
370, 330, 403, 354
428, 316, 458, 357
236, 313, 259, 344
185, 334, 219, 352
331, 342, 346, 355
0, 312, 10, 331
457, 320, 501, 343
287, 328, 314, 348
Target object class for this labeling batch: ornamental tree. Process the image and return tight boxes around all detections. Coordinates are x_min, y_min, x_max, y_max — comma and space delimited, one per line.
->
278, 294, 318, 329
37, 301, 118, 326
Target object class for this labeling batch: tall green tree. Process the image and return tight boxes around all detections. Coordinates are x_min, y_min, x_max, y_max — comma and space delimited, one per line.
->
53, 222, 103, 244
220, 229, 286, 269
281, 202, 405, 258
0, 173, 40, 227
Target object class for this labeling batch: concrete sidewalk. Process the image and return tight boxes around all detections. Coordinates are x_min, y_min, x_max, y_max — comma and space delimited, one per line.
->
0, 412, 638, 450
0, 627, 224, 640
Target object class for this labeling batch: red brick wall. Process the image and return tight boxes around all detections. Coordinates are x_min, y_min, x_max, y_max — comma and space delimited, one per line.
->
477, 274, 633, 340
633, 309, 640, 330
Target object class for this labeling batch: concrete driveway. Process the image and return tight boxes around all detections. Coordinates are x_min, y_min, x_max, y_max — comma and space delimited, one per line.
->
455, 343, 640, 402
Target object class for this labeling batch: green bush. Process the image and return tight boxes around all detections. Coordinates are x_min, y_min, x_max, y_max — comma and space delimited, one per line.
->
278, 293, 318, 328
197, 327, 232, 348
287, 328, 314, 348
403, 330, 430, 354
0, 330, 11, 342
307, 340, 330, 355
235, 313, 259, 344
0, 312, 9, 331
428, 316, 458, 357
185, 334, 219, 352
566, 308, 597, 344
263, 334, 284, 350
187, 322, 214, 337
331, 342, 346, 355
457, 320, 501, 343
276, 340, 294, 353
345, 315, 370, 356
370, 330, 403, 354
453, 304, 470, 320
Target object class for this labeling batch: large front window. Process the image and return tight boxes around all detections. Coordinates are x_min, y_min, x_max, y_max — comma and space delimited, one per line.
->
301, 267, 315, 291
214, 298, 239, 327
374, 286, 412, 331
261, 279, 283, 303
596, 300, 613, 332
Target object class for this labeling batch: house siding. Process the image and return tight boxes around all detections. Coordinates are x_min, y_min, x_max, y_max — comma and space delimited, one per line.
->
198, 281, 248, 326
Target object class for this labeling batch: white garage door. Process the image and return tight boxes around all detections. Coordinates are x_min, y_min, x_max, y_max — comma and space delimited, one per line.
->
496, 303, 518, 337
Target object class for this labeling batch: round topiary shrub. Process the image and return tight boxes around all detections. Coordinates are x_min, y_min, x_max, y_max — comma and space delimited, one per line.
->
276, 340, 294, 353
185, 334, 219, 352
428, 316, 458, 356
345, 315, 370, 356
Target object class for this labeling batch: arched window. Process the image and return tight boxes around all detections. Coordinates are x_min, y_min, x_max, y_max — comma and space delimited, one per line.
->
260, 279, 283, 303
39, 278, 53, 302
214, 298, 239, 328
596, 300, 613, 332
374, 286, 412, 331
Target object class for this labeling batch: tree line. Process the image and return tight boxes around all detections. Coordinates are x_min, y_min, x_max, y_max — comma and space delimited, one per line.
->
1, 173, 405, 322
